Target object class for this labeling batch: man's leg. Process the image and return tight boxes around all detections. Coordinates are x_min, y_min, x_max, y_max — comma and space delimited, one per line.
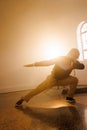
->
23, 75, 57, 102
15, 75, 57, 107
57, 76, 78, 103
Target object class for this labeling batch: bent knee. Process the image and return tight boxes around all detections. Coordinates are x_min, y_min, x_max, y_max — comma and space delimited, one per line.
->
72, 77, 78, 85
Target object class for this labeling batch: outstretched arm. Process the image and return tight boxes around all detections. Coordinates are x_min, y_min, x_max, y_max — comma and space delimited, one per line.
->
24, 58, 58, 67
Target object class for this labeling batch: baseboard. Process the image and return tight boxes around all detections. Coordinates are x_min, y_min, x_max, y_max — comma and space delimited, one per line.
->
0, 85, 87, 94
0, 85, 32, 94
76, 87, 87, 94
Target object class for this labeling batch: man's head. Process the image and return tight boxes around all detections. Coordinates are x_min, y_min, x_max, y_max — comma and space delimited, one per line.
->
67, 48, 80, 60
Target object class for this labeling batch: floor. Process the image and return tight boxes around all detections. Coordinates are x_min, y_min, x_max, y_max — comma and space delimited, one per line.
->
0, 88, 87, 130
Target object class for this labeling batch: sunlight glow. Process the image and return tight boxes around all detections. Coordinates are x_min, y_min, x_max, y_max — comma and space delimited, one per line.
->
42, 36, 66, 60
29, 99, 74, 108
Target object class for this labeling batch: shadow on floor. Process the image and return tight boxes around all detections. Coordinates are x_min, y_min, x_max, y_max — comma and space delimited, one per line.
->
17, 105, 85, 130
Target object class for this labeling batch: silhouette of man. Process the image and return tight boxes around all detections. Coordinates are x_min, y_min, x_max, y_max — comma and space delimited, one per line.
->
15, 48, 85, 107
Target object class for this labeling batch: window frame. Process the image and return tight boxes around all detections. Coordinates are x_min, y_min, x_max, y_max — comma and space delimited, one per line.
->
77, 21, 87, 60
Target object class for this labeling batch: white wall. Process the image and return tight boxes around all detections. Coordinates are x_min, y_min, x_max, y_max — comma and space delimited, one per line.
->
0, 0, 87, 93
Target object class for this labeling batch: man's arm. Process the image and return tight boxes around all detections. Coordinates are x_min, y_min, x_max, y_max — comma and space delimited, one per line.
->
73, 60, 85, 69
24, 58, 58, 67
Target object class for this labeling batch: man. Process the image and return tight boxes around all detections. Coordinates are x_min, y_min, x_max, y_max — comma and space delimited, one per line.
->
15, 48, 85, 107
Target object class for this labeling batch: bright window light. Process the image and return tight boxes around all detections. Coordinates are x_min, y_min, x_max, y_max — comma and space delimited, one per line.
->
77, 21, 87, 60
41, 34, 66, 60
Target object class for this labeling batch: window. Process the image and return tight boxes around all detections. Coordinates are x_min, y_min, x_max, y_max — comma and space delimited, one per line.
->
77, 21, 87, 60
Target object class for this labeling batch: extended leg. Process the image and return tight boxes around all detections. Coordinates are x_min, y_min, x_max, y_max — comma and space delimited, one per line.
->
15, 75, 57, 107
23, 75, 57, 102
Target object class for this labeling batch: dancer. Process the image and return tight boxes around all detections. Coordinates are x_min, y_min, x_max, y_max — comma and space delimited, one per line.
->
15, 48, 85, 107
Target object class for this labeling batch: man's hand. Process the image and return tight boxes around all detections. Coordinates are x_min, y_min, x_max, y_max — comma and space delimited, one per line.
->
23, 64, 35, 67
73, 61, 85, 69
